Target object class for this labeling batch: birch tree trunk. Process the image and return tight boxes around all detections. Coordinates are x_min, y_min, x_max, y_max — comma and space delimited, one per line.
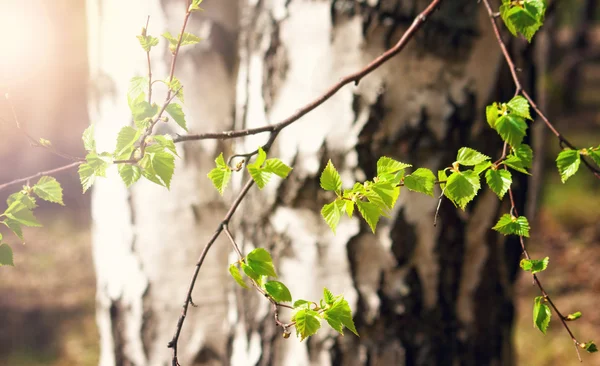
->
88, 0, 525, 365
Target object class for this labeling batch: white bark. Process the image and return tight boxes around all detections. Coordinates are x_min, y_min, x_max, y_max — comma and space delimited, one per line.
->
88, 0, 517, 365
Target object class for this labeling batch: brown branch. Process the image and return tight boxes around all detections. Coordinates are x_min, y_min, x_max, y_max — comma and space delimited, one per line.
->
168, 0, 444, 362
481, 0, 600, 180
506, 186, 583, 362
174, 0, 443, 145
0, 161, 82, 192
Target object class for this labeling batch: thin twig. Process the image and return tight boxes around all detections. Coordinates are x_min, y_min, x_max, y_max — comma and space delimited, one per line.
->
0, 161, 82, 192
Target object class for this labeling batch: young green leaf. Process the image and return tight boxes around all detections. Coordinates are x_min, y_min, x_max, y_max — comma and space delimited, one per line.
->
229, 264, 249, 289
167, 77, 185, 103
323, 296, 359, 337
207, 153, 232, 195
321, 200, 345, 234
321, 160, 342, 192
189, 0, 204, 12
130, 98, 159, 125
118, 164, 142, 188
485, 169, 512, 199
4, 219, 23, 241
533, 296, 551, 334
556, 149, 580, 183
153, 135, 179, 157
4, 200, 41, 228
371, 181, 399, 208
582, 341, 598, 353
507, 95, 532, 120
377, 156, 411, 176
474, 161, 492, 175
566, 312, 582, 321
240, 262, 261, 282
139, 146, 176, 189
246, 248, 277, 278
264, 158, 292, 178
494, 114, 528, 148
492, 214, 530, 237
513, 144, 534, 169
589, 148, 600, 167
78, 163, 96, 193
344, 200, 354, 218
128, 76, 148, 105
165, 103, 187, 131
32, 176, 64, 205
162, 31, 202, 52
500, 0, 546, 42
456, 147, 491, 166
323, 287, 336, 305
292, 308, 321, 341
114, 126, 140, 158
82, 124, 96, 152
444, 170, 481, 210
0, 243, 14, 266
438, 169, 448, 189
356, 200, 381, 233
486, 102, 500, 128
265, 281, 292, 303
136, 34, 159, 52
519, 257, 549, 274
293, 299, 312, 309
247, 165, 271, 189
403, 168, 436, 197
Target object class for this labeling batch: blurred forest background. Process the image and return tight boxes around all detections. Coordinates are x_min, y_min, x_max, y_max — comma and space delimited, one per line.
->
0, 0, 599, 365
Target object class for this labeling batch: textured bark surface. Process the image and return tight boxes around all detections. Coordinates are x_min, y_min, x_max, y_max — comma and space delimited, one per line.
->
88, 0, 525, 365
87, 0, 238, 364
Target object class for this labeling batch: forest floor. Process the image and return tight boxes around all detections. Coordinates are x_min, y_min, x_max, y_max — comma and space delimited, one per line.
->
0, 129, 599, 366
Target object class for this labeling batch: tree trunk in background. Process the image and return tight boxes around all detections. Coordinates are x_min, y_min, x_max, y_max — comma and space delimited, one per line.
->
88, 0, 527, 365
87, 0, 238, 364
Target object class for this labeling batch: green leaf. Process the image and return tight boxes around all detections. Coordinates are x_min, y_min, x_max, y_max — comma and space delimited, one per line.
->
165, 103, 187, 131
4, 219, 23, 241
493, 214, 530, 237
264, 159, 292, 178
292, 308, 321, 341
371, 181, 399, 208
229, 264, 249, 289
485, 169, 512, 199
141, 147, 176, 189
356, 200, 381, 233
520, 257, 549, 274
474, 161, 492, 175
324, 296, 359, 337
114, 126, 140, 158
78, 163, 95, 193
582, 341, 598, 353
4, 201, 41, 228
377, 156, 411, 176
323, 288, 336, 305
590, 149, 600, 167
82, 124, 96, 152
344, 200, 355, 218
293, 299, 312, 309
128, 76, 148, 105
321, 200, 345, 234
507, 95, 532, 120
486, 102, 500, 128
556, 149, 580, 183
189, 0, 204, 11
533, 296, 551, 334
500, 0, 546, 42
136, 34, 159, 52
512, 144, 534, 169
118, 165, 142, 188
320, 160, 342, 192
456, 147, 491, 166
207, 153, 232, 195
495, 114, 528, 148
444, 170, 481, 210
32, 176, 64, 205
403, 168, 436, 197
153, 135, 179, 157
566, 312, 582, 321
246, 248, 277, 278
167, 77, 185, 103
265, 281, 292, 303
0, 243, 14, 266
247, 165, 271, 189
240, 262, 260, 282
162, 31, 202, 53
438, 169, 448, 189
